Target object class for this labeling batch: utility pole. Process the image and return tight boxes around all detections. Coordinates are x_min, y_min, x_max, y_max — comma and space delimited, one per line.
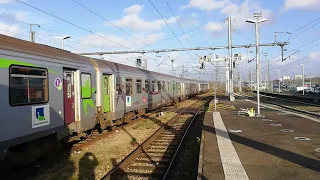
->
182, 65, 185, 78
239, 64, 242, 92
277, 70, 281, 93
246, 12, 267, 116
226, 60, 229, 95
301, 64, 304, 95
250, 69, 252, 91
171, 59, 174, 76
228, 17, 235, 101
262, 52, 270, 92
310, 72, 312, 88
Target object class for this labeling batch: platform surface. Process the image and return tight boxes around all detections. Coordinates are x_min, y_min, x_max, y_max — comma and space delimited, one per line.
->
200, 96, 320, 180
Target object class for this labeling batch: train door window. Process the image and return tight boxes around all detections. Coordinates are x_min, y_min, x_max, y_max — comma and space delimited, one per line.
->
162, 81, 166, 92
173, 82, 175, 90
10, 65, 48, 105
152, 80, 157, 92
167, 82, 170, 91
145, 80, 150, 93
157, 81, 161, 91
81, 73, 91, 99
116, 77, 122, 95
136, 79, 142, 94
104, 76, 109, 95
126, 78, 133, 95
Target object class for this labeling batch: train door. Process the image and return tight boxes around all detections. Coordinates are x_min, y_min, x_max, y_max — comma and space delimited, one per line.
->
103, 75, 111, 112
63, 70, 75, 124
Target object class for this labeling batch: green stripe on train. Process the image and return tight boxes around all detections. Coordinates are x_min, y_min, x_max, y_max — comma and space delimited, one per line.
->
0, 58, 57, 74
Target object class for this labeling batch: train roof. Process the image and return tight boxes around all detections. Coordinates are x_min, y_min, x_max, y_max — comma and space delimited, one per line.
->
0, 34, 208, 83
0, 34, 91, 65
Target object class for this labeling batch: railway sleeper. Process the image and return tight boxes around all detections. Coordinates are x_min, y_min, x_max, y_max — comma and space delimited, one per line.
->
145, 148, 176, 154
130, 161, 168, 168
124, 167, 164, 176
119, 172, 160, 180
136, 156, 172, 163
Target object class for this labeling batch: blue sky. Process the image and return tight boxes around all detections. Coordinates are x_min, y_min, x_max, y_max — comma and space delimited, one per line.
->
1, 0, 320, 81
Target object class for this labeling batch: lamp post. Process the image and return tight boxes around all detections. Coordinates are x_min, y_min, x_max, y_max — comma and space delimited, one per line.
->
54, 35, 71, 50
29, 24, 40, 42
301, 64, 304, 95
246, 12, 267, 117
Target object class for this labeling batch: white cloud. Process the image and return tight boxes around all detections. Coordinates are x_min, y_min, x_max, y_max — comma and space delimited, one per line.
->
178, 16, 199, 26
0, 11, 29, 22
194, 0, 272, 33
204, 21, 226, 32
180, 0, 230, 12
308, 51, 320, 60
108, 4, 178, 32
123, 4, 144, 15
190, 13, 198, 18
0, 0, 13, 4
284, 0, 320, 11
0, 22, 21, 36
82, 33, 164, 49
221, 0, 273, 30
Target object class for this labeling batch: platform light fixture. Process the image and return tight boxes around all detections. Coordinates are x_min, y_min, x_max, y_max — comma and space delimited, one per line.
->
54, 35, 71, 50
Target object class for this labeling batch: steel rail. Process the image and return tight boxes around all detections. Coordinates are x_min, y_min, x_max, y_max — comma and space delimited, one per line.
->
101, 95, 212, 180
235, 93, 320, 117
162, 100, 208, 179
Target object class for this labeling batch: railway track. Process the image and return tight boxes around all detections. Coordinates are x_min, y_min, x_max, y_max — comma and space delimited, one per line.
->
1, 95, 210, 180
102, 96, 212, 180
235, 92, 320, 117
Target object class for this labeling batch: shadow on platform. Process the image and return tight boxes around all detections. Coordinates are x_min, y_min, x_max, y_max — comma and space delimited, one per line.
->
203, 125, 320, 172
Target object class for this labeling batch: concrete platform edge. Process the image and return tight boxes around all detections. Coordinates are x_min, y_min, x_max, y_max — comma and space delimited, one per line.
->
197, 124, 205, 180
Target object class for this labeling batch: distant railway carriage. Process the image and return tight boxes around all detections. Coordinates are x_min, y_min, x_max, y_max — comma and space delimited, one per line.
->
0, 34, 209, 163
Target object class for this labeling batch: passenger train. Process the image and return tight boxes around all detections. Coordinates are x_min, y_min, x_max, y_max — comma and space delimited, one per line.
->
0, 34, 209, 163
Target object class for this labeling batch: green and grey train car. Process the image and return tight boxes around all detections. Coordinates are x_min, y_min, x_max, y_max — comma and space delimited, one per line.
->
0, 34, 209, 163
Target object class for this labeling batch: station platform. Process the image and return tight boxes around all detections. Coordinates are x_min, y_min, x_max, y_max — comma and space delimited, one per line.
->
198, 96, 320, 180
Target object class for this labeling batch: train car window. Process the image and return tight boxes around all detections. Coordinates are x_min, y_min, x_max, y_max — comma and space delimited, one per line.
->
10, 65, 48, 106
167, 82, 170, 91
152, 80, 157, 92
162, 81, 166, 92
126, 78, 133, 95
173, 82, 176, 90
81, 73, 92, 99
157, 81, 161, 91
136, 79, 142, 94
145, 80, 150, 93
116, 77, 122, 95
104, 76, 109, 95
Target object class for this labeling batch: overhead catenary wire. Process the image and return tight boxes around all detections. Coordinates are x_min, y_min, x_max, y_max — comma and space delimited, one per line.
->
290, 20, 320, 40
141, 22, 217, 49
148, 0, 198, 67
71, 0, 150, 47
16, 0, 133, 50
166, 0, 193, 50
231, 0, 245, 28
13, 0, 161, 65
242, 37, 320, 73
291, 17, 320, 34
0, 13, 124, 52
